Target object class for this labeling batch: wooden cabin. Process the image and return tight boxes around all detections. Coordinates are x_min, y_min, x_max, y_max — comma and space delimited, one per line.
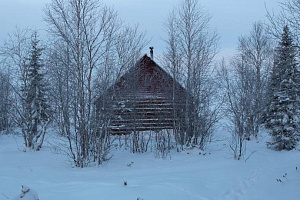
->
97, 53, 190, 135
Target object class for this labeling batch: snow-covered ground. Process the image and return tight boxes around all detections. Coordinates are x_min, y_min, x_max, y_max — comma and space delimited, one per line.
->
0, 132, 299, 200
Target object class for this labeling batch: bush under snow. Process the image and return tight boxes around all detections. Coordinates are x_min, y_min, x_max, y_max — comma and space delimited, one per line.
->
13, 185, 39, 200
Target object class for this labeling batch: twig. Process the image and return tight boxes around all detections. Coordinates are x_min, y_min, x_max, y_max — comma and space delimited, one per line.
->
2, 193, 10, 199
245, 150, 258, 163
283, 173, 288, 181
13, 134, 22, 151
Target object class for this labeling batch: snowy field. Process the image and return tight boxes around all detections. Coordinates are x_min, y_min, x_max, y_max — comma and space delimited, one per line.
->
0, 132, 299, 200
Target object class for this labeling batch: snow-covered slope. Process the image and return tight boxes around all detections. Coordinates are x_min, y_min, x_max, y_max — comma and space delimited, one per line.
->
0, 133, 299, 200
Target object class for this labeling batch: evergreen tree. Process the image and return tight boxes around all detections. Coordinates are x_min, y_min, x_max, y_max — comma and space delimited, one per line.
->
265, 26, 300, 150
21, 32, 50, 150
0, 72, 11, 132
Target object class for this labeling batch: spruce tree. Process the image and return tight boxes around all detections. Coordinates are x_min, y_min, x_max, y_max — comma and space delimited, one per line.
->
22, 32, 50, 150
265, 26, 300, 150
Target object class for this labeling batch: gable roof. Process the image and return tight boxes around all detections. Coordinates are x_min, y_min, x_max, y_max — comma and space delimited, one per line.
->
107, 54, 187, 99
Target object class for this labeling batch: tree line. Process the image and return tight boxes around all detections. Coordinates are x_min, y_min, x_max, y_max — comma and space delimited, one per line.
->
0, 0, 299, 166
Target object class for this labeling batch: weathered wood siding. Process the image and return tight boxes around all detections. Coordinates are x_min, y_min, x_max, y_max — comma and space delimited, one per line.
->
97, 54, 189, 134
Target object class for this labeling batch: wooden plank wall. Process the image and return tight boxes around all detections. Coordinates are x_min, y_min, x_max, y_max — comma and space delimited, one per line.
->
97, 55, 188, 135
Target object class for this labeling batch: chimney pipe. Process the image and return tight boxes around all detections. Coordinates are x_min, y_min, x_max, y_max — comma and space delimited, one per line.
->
149, 46, 154, 60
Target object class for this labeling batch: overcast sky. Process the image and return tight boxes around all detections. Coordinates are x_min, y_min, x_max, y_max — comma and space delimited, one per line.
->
0, 0, 283, 60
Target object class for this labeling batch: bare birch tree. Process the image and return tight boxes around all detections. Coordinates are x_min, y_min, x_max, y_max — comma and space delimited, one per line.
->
45, 0, 147, 166
0, 29, 30, 140
1, 29, 50, 150
237, 22, 274, 139
44, 0, 121, 167
219, 23, 274, 159
266, 0, 300, 45
163, 0, 219, 149
219, 58, 251, 160
162, 10, 184, 149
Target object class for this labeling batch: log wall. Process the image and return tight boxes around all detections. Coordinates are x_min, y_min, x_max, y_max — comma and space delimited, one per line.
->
97, 55, 189, 135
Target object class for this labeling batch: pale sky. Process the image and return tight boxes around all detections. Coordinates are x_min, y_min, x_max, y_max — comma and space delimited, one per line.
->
0, 0, 283, 60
